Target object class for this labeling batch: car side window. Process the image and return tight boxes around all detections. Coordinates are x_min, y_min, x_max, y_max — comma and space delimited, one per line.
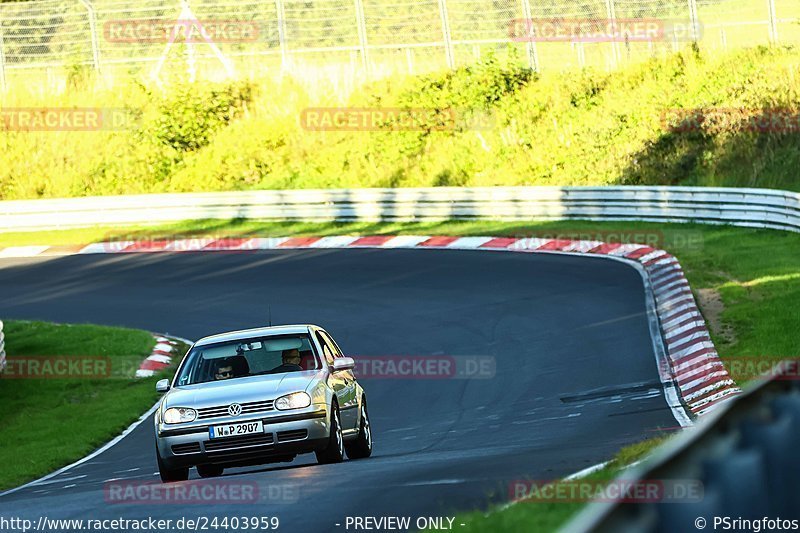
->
319, 331, 343, 358
315, 331, 335, 366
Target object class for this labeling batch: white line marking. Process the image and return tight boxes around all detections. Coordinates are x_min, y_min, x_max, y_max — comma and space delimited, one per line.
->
563, 461, 611, 480
403, 479, 466, 486
28, 474, 87, 487
0, 246, 50, 258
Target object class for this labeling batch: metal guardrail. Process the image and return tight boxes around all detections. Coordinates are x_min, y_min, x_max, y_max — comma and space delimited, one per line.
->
565, 362, 800, 531
1, 186, 799, 233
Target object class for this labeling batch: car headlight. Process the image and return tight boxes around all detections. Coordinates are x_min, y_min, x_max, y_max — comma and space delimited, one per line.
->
275, 392, 311, 410
163, 407, 197, 424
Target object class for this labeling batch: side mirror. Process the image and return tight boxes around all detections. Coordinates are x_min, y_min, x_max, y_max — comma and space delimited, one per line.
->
332, 357, 355, 372
155, 378, 170, 393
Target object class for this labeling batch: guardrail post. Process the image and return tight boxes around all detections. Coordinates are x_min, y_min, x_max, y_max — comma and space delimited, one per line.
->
687, 0, 700, 43
275, 0, 288, 71
519, 0, 539, 72
353, 0, 369, 75
79, 0, 102, 72
604, 0, 619, 67
766, 0, 779, 43
438, 0, 455, 69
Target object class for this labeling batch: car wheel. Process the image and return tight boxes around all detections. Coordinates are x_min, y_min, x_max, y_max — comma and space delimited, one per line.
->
315, 403, 344, 464
345, 398, 373, 460
156, 448, 189, 483
196, 464, 224, 478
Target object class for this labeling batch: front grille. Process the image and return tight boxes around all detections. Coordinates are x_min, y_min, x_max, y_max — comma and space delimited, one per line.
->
171, 442, 201, 455
277, 429, 308, 443
196, 399, 275, 420
203, 433, 274, 453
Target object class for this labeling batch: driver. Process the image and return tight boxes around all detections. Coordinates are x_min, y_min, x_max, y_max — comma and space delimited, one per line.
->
271, 348, 303, 373
214, 364, 234, 380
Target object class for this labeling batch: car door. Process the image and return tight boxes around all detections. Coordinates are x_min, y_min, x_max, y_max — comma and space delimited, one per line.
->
319, 329, 359, 431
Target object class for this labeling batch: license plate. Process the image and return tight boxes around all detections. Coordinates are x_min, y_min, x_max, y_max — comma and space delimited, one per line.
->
209, 420, 263, 439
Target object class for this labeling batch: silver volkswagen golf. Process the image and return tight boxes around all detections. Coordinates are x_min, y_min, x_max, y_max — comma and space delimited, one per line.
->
153, 325, 372, 482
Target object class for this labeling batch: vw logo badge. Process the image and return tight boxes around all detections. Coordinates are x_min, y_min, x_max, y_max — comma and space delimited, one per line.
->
228, 403, 242, 416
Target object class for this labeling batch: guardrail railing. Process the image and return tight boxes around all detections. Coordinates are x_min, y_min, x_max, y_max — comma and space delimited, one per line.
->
565, 361, 800, 531
1, 186, 799, 233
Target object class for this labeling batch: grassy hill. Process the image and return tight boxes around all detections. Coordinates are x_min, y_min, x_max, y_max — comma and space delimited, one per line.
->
1, 44, 799, 199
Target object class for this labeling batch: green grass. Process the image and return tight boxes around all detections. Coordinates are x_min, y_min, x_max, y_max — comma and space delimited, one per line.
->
0, 320, 187, 491
2, 45, 800, 199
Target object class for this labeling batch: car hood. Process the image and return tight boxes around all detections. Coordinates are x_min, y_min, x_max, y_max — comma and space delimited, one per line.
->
165, 371, 323, 408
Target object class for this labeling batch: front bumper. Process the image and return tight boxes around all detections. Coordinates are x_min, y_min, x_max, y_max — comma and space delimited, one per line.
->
155, 406, 328, 468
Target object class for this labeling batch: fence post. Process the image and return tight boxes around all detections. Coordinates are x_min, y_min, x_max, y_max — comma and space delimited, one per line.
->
274, 0, 288, 71
519, 0, 539, 72
766, 0, 779, 43
687, 0, 700, 43
353, 0, 369, 75
0, 18, 6, 92
79, 0, 101, 72
438, 0, 455, 69
405, 47, 414, 74
604, 0, 619, 67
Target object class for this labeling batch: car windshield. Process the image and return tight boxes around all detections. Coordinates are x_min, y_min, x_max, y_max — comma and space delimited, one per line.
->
174, 334, 319, 386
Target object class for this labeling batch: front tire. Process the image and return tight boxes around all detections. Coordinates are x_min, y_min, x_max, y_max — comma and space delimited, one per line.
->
157, 448, 189, 483
196, 464, 224, 478
345, 398, 373, 460
316, 403, 345, 464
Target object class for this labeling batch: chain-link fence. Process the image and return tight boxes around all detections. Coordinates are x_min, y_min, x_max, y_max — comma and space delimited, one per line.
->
0, 0, 797, 90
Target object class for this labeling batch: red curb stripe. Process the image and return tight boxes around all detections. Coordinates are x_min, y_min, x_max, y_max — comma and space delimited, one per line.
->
664, 315, 703, 335
671, 334, 711, 354
624, 247, 657, 260
690, 388, 739, 412
647, 261, 681, 277
673, 346, 717, 367
480, 237, 519, 249
41, 244, 88, 255
653, 273, 685, 290
140, 359, 170, 371
278, 237, 322, 247
660, 301, 699, 322
124, 240, 170, 252
643, 253, 673, 266
418, 236, 460, 247
203, 238, 251, 250
351, 236, 394, 247
589, 242, 623, 254
676, 361, 725, 386
682, 374, 733, 397
666, 325, 708, 344
535, 239, 574, 251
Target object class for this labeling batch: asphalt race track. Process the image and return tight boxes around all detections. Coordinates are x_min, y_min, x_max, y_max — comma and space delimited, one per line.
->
0, 249, 679, 531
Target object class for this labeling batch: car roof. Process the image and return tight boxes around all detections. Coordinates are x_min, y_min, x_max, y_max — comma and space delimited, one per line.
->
193, 325, 318, 347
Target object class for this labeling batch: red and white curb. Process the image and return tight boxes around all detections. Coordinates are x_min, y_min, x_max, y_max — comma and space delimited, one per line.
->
135, 336, 181, 378
0, 235, 741, 420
